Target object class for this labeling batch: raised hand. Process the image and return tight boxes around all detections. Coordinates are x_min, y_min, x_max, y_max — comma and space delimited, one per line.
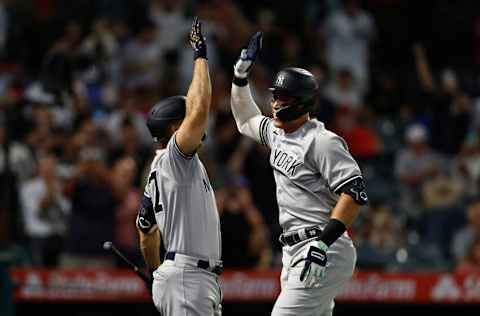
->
190, 17, 207, 60
233, 32, 263, 79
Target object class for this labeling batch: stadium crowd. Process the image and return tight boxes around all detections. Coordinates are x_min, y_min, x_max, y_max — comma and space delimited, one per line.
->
1, 0, 480, 274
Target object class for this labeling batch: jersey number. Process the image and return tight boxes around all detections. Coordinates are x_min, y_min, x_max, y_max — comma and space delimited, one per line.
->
148, 171, 163, 213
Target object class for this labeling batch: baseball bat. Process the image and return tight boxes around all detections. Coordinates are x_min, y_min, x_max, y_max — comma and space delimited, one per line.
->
103, 241, 151, 284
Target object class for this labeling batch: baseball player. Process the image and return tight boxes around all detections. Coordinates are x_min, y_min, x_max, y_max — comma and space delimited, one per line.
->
230, 33, 368, 316
136, 18, 222, 316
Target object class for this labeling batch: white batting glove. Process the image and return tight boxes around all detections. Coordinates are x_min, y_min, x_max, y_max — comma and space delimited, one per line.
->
299, 240, 328, 288
233, 32, 262, 79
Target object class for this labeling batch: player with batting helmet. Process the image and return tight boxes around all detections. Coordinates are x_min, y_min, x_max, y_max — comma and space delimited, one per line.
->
230, 32, 368, 316
137, 17, 223, 316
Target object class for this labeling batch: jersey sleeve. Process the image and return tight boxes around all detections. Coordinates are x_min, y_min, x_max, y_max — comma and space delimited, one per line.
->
163, 132, 198, 181
315, 135, 363, 194
258, 116, 274, 148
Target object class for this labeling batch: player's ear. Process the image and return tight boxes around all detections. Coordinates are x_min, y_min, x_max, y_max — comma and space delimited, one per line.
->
160, 120, 183, 147
169, 120, 183, 134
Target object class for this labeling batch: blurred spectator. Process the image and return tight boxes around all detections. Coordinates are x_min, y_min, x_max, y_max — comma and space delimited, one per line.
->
81, 18, 119, 63
422, 171, 465, 210
120, 19, 162, 90
61, 150, 118, 268
451, 198, 480, 264
197, 0, 252, 56
41, 21, 83, 96
322, 0, 376, 92
456, 237, 480, 273
25, 102, 67, 159
413, 43, 472, 156
453, 127, 480, 196
209, 68, 231, 115
20, 155, 70, 267
69, 119, 109, 162
395, 124, 442, 218
324, 68, 363, 110
226, 136, 255, 176
108, 117, 150, 183
216, 176, 272, 269
249, 65, 273, 115
355, 203, 405, 270
77, 17, 121, 113
254, 9, 283, 70
370, 71, 403, 117
149, 0, 189, 52
105, 92, 152, 147
112, 157, 142, 267
0, 113, 35, 182
281, 32, 303, 68
331, 108, 381, 161
205, 111, 241, 168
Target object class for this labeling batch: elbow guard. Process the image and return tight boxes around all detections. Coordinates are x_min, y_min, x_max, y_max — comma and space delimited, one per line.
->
136, 195, 158, 234
336, 177, 368, 206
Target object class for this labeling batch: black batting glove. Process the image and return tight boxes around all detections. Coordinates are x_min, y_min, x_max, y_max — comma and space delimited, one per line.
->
189, 17, 207, 60
233, 32, 263, 81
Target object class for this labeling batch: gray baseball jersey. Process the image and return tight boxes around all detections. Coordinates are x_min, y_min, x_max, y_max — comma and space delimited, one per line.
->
257, 117, 362, 233
141, 134, 221, 260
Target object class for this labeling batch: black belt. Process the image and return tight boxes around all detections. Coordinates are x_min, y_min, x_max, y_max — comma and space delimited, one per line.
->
165, 252, 223, 275
279, 226, 323, 246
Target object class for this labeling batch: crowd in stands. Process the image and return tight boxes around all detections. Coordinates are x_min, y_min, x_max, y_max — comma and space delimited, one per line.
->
1, 0, 480, 273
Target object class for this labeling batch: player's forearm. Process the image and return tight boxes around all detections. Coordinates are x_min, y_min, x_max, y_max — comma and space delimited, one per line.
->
177, 58, 212, 154
231, 83, 263, 137
330, 193, 361, 229
317, 194, 360, 247
186, 58, 211, 128
138, 229, 161, 270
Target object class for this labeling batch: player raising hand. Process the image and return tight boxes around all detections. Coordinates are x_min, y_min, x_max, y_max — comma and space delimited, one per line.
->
231, 32, 368, 316
137, 17, 222, 316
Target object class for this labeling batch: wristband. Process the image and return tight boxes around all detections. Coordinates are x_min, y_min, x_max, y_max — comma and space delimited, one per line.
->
233, 76, 248, 87
194, 46, 207, 60
317, 218, 346, 247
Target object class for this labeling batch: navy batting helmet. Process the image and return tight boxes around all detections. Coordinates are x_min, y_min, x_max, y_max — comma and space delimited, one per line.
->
147, 96, 186, 142
269, 67, 319, 122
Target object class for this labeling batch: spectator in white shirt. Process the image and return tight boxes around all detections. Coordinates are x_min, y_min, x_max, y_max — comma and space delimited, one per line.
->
0, 116, 36, 182
395, 124, 442, 218
20, 155, 70, 267
322, 0, 376, 93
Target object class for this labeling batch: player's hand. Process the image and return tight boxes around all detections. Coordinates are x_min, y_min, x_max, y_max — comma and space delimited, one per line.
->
233, 32, 263, 79
299, 240, 328, 288
189, 16, 207, 60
